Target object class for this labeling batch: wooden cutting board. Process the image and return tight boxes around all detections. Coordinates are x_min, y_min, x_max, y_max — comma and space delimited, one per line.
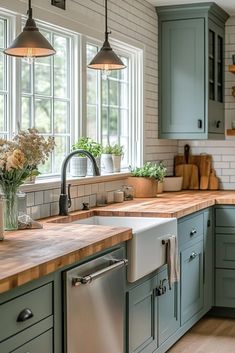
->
175, 164, 199, 190
175, 145, 199, 190
174, 153, 212, 190
209, 169, 219, 190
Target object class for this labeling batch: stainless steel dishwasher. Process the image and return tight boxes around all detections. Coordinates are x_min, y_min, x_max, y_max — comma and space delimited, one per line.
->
64, 247, 128, 353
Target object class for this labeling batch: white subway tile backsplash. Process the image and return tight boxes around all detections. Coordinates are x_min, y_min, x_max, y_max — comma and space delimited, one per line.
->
34, 191, 43, 205
27, 192, 34, 207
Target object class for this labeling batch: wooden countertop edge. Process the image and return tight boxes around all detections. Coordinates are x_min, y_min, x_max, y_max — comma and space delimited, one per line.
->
0, 228, 131, 294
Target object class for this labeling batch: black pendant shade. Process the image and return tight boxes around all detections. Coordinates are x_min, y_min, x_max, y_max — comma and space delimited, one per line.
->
87, 0, 126, 71
4, 0, 56, 58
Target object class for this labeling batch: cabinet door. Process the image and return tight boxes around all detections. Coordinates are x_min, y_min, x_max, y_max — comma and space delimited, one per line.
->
208, 20, 225, 135
180, 240, 204, 325
158, 268, 180, 345
204, 209, 213, 311
215, 269, 235, 307
128, 276, 158, 353
160, 18, 205, 138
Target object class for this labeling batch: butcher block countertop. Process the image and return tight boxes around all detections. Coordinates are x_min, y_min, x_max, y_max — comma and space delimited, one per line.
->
1, 190, 235, 295
0, 223, 132, 294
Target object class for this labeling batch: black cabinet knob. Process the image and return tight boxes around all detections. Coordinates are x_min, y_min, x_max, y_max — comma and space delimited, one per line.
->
17, 308, 34, 322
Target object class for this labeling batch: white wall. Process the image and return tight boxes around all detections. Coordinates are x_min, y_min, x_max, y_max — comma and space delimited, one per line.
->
178, 16, 235, 189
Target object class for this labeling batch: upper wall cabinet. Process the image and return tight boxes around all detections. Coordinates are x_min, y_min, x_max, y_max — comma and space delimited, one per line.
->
157, 3, 229, 140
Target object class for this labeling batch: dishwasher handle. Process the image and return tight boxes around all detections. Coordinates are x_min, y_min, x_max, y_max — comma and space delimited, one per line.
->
72, 259, 128, 286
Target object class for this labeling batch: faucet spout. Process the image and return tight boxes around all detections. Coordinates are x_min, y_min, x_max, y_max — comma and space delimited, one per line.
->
59, 149, 100, 216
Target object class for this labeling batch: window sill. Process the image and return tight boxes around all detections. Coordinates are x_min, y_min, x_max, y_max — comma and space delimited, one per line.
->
20, 172, 131, 193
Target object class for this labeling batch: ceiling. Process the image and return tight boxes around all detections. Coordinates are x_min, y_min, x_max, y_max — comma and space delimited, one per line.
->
147, 0, 235, 15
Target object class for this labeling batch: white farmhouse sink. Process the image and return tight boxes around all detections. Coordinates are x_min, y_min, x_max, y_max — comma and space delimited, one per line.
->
74, 216, 177, 282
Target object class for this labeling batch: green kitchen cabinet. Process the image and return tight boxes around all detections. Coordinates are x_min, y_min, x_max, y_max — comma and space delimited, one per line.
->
180, 240, 204, 325
157, 267, 180, 346
157, 3, 229, 139
127, 275, 158, 353
215, 206, 235, 308
203, 208, 213, 311
127, 267, 180, 353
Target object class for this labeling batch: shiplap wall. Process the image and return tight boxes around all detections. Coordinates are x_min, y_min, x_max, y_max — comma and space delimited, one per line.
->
178, 16, 235, 189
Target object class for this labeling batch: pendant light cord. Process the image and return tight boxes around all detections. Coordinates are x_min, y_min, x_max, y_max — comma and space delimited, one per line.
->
105, 0, 111, 41
28, 0, 32, 19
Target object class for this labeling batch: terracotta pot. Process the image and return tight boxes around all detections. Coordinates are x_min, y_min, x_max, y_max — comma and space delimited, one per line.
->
157, 181, 164, 194
127, 177, 158, 198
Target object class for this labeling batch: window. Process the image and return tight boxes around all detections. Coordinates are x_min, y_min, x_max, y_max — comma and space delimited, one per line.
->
20, 26, 74, 175
0, 6, 143, 179
0, 16, 9, 140
86, 42, 134, 169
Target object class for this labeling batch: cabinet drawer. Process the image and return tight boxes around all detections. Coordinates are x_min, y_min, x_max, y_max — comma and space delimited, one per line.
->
0, 283, 53, 342
215, 269, 235, 307
215, 208, 235, 227
12, 329, 53, 353
178, 213, 203, 246
216, 234, 235, 269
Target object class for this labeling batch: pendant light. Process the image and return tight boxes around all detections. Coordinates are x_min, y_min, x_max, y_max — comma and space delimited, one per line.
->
87, 0, 126, 76
4, 0, 56, 62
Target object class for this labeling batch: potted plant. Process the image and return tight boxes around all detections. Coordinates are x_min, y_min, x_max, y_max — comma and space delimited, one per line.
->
128, 162, 167, 198
71, 137, 90, 177
101, 145, 114, 173
111, 144, 124, 172
86, 139, 102, 176
155, 162, 167, 193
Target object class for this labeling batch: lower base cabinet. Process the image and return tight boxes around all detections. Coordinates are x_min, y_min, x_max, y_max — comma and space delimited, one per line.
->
216, 269, 235, 307
158, 269, 180, 346
180, 240, 204, 325
127, 267, 180, 353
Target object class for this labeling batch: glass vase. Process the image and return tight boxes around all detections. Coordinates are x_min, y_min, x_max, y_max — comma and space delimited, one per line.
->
3, 191, 18, 231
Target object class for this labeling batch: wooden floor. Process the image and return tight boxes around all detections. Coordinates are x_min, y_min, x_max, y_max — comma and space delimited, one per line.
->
167, 316, 235, 353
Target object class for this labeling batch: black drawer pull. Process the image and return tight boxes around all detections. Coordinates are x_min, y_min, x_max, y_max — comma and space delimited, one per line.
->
17, 308, 34, 322
190, 229, 197, 236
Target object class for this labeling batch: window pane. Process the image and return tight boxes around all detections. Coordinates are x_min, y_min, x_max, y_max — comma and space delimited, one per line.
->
21, 62, 31, 93
54, 136, 68, 174
109, 80, 118, 106
35, 57, 52, 96
120, 57, 128, 81
87, 105, 97, 140
54, 35, 69, 98
87, 70, 97, 104
0, 94, 5, 131
35, 98, 52, 133
87, 44, 98, 63
120, 83, 128, 108
21, 96, 31, 130
109, 108, 118, 136
54, 100, 69, 133
101, 80, 108, 105
38, 156, 52, 174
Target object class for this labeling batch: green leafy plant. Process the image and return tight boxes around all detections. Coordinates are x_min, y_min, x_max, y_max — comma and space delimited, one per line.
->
102, 145, 113, 154
102, 144, 124, 156
72, 137, 102, 157
111, 144, 124, 156
131, 162, 167, 181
